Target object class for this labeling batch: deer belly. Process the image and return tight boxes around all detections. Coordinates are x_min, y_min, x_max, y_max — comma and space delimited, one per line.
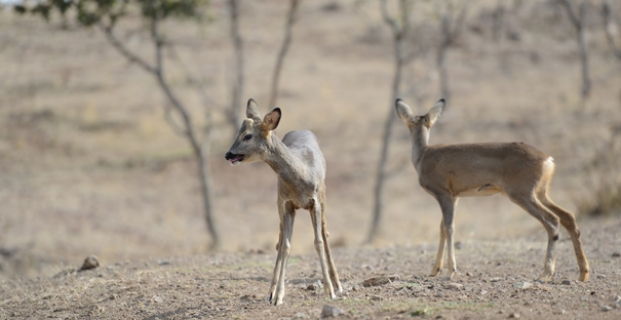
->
456, 184, 504, 197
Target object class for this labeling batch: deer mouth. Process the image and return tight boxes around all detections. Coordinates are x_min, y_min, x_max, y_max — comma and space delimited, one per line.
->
225, 153, 245, 165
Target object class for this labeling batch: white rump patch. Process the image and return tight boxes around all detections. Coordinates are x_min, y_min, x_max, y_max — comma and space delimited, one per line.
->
543, 157, 554, 173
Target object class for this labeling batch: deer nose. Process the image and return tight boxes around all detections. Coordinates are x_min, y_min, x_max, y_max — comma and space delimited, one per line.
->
225, 152, 233, 160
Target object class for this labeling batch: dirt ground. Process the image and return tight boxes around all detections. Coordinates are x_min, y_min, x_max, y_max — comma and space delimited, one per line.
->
1, 0, 621, 318
1, 216, 620, 319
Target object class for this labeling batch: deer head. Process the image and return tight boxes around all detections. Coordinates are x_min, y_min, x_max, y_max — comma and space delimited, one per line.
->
225, 99, 281, 165
395, 98, 445, 133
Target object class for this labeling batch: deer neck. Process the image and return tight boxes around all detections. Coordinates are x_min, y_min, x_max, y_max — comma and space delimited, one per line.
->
263, 134, 308, 186
411, 126, 430, 172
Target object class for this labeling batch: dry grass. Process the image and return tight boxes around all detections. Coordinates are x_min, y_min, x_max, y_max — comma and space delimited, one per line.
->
575, 126, 621, 216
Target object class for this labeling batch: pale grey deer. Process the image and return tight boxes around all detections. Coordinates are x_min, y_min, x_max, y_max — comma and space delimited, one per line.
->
395, 98, 590, 282
225, 99, 342, 305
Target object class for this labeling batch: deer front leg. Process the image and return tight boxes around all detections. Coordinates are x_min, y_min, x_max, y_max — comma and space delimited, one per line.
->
430, 218, 447, 277
436, 194, 457, 280
311, 200, 336, 299
268, 201, 288, 305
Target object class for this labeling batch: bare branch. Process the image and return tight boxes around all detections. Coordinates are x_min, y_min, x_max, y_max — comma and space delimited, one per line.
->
164, 104, 189, 136
98, 22, 157, 74
558, 0, 581, 29
450, 0, 470, 43
603, 0, 621, 60
268, 0, 300, 109
380, 0, 399, 36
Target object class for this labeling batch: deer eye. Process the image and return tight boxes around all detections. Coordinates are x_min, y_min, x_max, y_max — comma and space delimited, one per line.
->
243, 134, 253, 141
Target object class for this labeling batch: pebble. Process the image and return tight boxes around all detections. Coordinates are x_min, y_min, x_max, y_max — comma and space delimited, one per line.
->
561, 280, 572, 285
508, 312, 520, 318
597, 274, 606, 279
307, 281, 323, 291
79, 255, 100, 271
443, 282, 463, 290
490, 277, 502, 282
320, 305, 343, 318
513, 282, 533, 289
362, 275, 399, 287
612, 252, 620, 258
370, 295, 383, 301
601, 305, 612, 312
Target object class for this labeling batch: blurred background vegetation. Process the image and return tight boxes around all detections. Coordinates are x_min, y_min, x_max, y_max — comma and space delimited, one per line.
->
0, 0, 620, 278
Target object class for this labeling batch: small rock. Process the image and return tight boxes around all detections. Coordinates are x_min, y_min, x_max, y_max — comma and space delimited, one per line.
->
614, 295, 621, 305
514, 282, 533, 290
466, 272, 472, 277
455, 241, 463, 249
601, 305, 612, 312
370, 295, 383, 301
597, 274, 607, 279
158, 260, 170, 266
153, 295, 163, 303
294, 312, 308, 319
561, 280, 572, 285
320, 305, 343, 318
490, 277, 502, 282
443, 282, 463, 290
362, 275, 399, 287
307, 281, 323, 291
480, 290, 488, 296
612, 252, 620, 258
79, 255, 99, 271
508, 312, 520, 318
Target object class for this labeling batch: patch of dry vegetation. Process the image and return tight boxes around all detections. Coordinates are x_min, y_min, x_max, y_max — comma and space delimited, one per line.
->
576, 125, 621, 216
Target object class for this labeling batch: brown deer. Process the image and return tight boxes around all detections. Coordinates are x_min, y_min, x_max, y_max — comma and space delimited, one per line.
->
395, 98, 590, 282
225, 99, 342, 305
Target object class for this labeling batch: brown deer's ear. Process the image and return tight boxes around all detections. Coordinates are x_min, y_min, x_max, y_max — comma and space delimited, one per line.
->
246, 99, 262, 122
395, 99, 415, 124
263, 108, 281, 131
427, 99, 445, 127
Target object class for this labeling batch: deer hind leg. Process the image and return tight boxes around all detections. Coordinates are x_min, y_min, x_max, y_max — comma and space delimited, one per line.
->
268, 201, 295, 305
430, 218, 447, 277
311, 199, 336, 299
435, 194, 457, 280
320, 202, 342, 293
537, 190, 590, 281
508, 192, 560, 282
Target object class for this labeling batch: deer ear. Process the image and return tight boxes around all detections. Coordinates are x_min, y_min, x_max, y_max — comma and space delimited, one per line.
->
246, 99, 262, 122
263, 108, 281, 131
427, 99, 445, 126
395, 99, 415, 124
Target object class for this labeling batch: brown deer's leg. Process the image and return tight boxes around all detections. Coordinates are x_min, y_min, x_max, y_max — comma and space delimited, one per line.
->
431, 217, 447, 276
311, 199, 336, 299
320, 201, 342, 293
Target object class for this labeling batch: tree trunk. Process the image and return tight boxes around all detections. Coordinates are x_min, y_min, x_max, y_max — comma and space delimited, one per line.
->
437, 42, 450, 101
268, 0, 300, 109
198, 135, 220, 249
367, 39, 404, 244
155, 71, 221, 248
228, 0, 244, 131
603, 0, 621, 60
438, 14, 451, 101
577, 23, 591, 99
